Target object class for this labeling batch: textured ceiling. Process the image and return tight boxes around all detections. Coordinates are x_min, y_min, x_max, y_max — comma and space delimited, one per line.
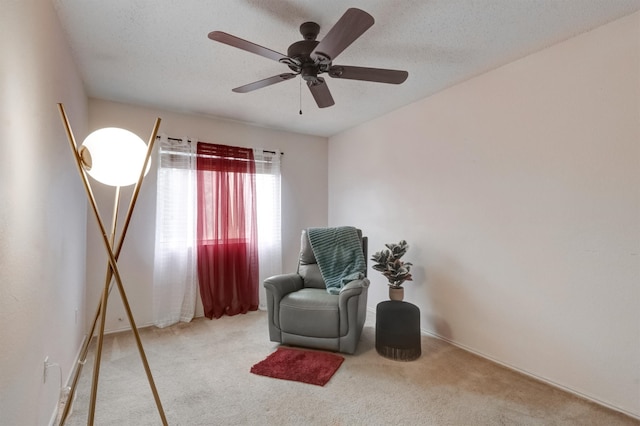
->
52, 0, 640, 137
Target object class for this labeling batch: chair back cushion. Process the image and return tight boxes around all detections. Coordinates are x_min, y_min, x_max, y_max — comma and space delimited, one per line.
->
297, 228, 363, 289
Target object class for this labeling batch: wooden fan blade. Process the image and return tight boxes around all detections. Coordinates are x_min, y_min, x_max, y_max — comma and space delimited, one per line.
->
328, 66, 408, 84
232, 73, 297, 93
208, 31, 289, 62
310, 8, 374, 63
307, 78, 335, 108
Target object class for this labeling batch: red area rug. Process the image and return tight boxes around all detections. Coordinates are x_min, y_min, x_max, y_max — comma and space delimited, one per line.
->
250, 347, 345, 386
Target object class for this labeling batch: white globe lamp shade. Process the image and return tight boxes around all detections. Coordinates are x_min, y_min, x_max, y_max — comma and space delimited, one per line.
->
80, 128, 151, 187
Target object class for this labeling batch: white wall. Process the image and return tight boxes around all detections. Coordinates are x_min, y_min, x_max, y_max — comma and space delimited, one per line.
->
86, 99, 328, 332
329, 11, 640, 419
0, 1, 88, 424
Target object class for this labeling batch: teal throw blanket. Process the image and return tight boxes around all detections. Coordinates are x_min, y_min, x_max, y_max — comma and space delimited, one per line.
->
307, 226, 366, 295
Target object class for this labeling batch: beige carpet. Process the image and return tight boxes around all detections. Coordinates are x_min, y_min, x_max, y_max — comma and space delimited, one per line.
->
60, 311, 638, 426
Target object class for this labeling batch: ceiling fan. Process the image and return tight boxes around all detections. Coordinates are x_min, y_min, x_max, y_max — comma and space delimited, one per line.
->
208, 8, 408, 108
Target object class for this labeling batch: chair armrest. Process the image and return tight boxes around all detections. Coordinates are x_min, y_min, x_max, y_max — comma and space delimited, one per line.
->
264, 273, 304, 300
338, 277, 370, 339
264, 273, 304, 338
339, 277, 370, 297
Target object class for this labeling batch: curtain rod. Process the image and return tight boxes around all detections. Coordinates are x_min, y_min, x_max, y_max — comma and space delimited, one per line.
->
156, 135, 283, 155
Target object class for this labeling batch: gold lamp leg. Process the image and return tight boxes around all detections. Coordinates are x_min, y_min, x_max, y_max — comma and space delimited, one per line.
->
87, 186, 121, 424
57, 104, 167, 425
59, 117, 160, 425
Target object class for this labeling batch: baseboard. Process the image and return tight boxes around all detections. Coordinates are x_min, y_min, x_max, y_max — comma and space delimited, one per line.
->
366, 306, 639, 421
48, 334, 87, 426
104, 319, 155, 335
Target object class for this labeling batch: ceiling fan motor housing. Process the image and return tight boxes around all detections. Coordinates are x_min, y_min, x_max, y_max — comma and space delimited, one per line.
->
287, 22, 332, 82
287, 38, 325, 81
287, 39, 319, 61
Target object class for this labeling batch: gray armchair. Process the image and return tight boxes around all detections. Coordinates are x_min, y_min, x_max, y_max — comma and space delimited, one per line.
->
264, 228, 370, 354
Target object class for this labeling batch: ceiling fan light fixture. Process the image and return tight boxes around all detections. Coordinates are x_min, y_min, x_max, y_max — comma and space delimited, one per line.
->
301, 64, 318, 82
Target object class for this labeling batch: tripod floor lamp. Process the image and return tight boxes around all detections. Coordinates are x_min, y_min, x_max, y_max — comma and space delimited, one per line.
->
57, 103, 167, 425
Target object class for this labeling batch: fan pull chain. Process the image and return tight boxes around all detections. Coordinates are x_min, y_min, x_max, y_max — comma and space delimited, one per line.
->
299, 78, 303, 115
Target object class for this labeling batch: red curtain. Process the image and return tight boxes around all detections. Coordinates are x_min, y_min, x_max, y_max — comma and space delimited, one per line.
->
196, 143, 259, 319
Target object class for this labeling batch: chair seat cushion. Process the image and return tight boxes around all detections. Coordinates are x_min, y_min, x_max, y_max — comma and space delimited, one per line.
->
279, 288, 339, 338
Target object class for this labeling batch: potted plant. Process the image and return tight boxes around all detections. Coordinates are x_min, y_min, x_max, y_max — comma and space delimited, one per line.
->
371, 240, 413, 301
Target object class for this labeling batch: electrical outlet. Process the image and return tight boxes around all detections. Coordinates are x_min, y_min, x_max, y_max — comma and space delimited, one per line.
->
43, 356, 49, 383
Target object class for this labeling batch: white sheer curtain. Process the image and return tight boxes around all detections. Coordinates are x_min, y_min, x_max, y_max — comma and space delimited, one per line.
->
152, 136, 198, 328
253, 149, 282, 310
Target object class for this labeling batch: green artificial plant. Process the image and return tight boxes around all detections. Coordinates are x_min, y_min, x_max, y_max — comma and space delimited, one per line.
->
371, 240, 413, 288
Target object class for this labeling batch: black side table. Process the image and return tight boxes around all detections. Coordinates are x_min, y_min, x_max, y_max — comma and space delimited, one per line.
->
375, 300, 421, 361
